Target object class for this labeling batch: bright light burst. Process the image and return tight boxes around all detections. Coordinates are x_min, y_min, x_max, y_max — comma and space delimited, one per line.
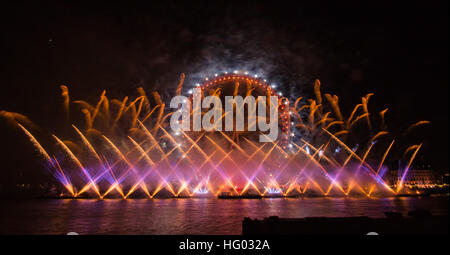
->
1, 72, 429, 198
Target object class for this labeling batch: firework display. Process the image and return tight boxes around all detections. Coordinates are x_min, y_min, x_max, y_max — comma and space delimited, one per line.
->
1, 72, 428, 198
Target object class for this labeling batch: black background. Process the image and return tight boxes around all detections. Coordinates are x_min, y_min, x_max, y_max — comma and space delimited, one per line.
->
0, 235, 448, 254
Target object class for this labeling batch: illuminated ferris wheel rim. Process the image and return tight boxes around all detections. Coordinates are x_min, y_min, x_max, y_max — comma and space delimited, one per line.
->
189, 72, 285, 98
187, 71, 291, 147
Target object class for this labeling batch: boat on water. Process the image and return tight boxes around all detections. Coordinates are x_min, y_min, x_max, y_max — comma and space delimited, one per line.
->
217, 191, 262, 199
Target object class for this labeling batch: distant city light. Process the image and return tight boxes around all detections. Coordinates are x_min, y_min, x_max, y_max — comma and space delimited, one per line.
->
266, 188, 282, 194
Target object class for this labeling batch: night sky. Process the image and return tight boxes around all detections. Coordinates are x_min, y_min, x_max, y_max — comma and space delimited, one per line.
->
0, 1, 448, 188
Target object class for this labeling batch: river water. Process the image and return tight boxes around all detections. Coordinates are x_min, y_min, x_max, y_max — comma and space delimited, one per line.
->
0, 196, 447, 234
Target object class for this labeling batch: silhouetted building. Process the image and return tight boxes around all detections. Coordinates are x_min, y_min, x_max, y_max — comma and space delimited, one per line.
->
386, 163, 444, 189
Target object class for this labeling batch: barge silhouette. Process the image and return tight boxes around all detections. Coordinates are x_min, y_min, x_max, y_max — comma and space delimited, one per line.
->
242, 210, 448, 234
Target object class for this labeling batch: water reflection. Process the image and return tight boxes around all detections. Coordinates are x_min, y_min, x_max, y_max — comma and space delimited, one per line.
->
0, 197, 447, 234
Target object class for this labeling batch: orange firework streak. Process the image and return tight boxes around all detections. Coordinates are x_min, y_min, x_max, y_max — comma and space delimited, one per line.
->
102, 157, 125, 198
322, 128, 396, 193
322, 129, 378, 175
368, 140, 395, 196
4, 73, 430, 198
102, 135, 151, 198
346, 143, 375, 194
288, 143, 328, 194
205, 135, 265, 195
325, 152, 354, 195
240, 142, 278, 195
52, 156, 75, 196
137, 121, 184, 184
195, 74, 291, 147
17, 124, 55, 168
180, 130, 242, 194
258, 132, 335, 194
189, 150, 220, 195
397, 144, 422, 193
52, 135, 101, 197
277, 143, 308, 195
102, 136, 179, 198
